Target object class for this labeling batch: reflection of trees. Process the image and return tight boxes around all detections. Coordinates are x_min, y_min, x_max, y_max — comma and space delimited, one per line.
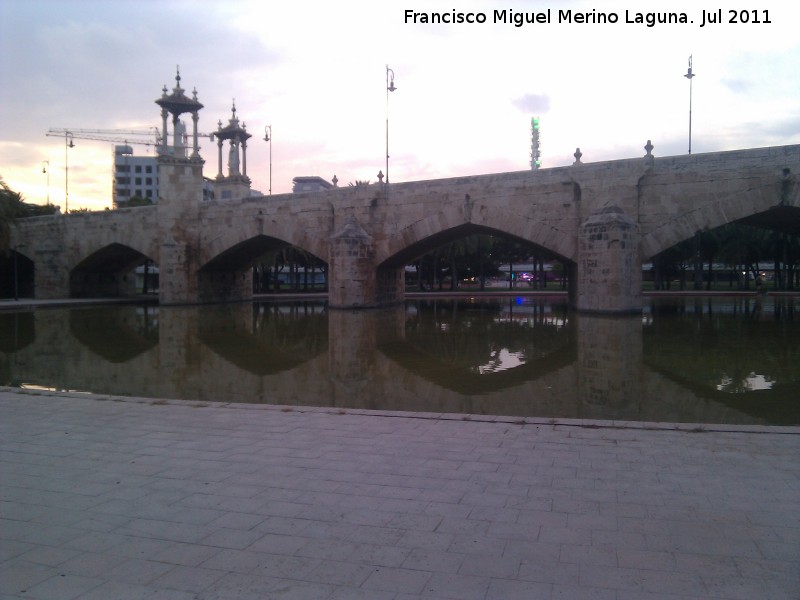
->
643, 298, 800, 423
70, 306, 159, 363
0, 312, 35, 353
198, 302, 328, 376
407, 300, 568, 371
380, 299, 575, 394
0, 312, 35, 386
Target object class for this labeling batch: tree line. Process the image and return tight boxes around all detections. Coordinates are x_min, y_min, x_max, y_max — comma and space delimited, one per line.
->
651, 224, 799, 291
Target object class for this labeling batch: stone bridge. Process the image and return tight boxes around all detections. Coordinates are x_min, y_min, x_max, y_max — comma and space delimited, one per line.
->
8, 144, 800, 313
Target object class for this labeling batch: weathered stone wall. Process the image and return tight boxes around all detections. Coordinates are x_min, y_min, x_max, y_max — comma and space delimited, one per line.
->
157, 157, 204, 304
9, 144, 799, 312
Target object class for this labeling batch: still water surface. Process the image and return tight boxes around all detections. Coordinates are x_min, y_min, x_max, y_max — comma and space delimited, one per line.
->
1, 296, 798, 425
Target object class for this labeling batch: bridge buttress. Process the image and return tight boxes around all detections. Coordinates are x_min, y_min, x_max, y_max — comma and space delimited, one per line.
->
576, 205, 642, 314
157, 156, 207, 304
328, 216, 404, 309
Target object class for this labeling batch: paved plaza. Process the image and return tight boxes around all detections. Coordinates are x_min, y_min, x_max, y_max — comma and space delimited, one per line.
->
1, 388, 798, 599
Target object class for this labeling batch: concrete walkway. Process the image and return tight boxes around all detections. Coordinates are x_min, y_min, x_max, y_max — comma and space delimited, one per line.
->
1, 389, 798, 600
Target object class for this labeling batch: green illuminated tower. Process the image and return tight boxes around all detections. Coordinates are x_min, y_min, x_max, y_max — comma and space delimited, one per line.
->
530, 117, 541, 169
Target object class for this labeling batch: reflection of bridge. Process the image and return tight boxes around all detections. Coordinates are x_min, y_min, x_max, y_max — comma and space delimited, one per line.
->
3, 303, 791, 425
9, 144, 799, 313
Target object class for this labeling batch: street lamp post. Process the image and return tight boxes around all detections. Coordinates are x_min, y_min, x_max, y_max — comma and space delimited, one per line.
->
386, 65, 397, 184
64, 132, 74, 212
42, 161, 50, 205
684, 55, 695, 155
263, 125, 272, 195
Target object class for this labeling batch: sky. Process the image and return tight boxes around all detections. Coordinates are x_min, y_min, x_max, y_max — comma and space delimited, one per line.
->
1, 0, 799, 212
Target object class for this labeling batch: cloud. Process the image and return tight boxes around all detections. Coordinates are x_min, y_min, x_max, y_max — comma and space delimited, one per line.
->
722, 79, 752, 94
512, 94, 551, 114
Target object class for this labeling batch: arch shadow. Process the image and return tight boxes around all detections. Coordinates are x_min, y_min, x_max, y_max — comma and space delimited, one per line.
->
70, 243, 156, 298
69, 306, 159, 363
197, 302, 328, 376
380, 221, 576, 270
378, 299, 576, 395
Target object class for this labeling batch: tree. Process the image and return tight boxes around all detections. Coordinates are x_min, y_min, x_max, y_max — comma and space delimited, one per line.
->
0, 178, 58, 255
126, 195, 154, 207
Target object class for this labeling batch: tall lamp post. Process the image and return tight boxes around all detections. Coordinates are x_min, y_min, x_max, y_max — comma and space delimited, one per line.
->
64, 131, 74, 212
42, 160, 50, 205
263, 125, 272, 195
684, 55, 695, 155
385, 65, 397, 183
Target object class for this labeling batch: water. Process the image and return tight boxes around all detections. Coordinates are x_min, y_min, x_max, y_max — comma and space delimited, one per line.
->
1, 295, 798, 425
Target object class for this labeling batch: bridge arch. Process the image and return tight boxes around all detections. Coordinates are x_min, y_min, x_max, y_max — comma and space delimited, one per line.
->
640, 168, 799, 260
197, 233, 328, 302
198, 209, 328, 267
0, 249, 34, 299
377, 201, 577, 268
69, 242, 156, 297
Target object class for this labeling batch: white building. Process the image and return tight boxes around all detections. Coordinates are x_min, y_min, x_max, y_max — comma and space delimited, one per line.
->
292, 176, 334, 193
113, 145, 159, 208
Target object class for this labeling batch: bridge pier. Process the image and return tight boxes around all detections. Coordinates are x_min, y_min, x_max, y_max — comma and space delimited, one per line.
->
328, 216, 404, 309
157, 156, 207, 305
576, 205, 642, 314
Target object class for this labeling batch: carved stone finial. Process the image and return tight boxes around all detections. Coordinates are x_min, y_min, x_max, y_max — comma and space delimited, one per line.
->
573, 148, 583, 164
377, 170, 384, 183
332, 175, 339, 187
644, 140, 654, 157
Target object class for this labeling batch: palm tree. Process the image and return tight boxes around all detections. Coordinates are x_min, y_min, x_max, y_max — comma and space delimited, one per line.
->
0, 178, 25, 256
1, 178, 59, 256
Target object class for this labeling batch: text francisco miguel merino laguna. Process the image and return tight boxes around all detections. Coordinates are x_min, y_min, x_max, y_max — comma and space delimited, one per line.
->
404, 8, 772, 28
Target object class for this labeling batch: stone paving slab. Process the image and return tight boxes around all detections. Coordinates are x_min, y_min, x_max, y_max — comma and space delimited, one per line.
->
1, 389, 798, 599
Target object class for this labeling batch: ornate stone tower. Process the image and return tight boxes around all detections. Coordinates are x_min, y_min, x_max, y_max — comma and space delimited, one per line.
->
155, 66, 204, 160
155, 67, 205, 304
212, 101, 253, 200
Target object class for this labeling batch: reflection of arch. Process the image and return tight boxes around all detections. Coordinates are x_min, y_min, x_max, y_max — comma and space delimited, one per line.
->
0, 312, 35, 352
380, 340, 576, 395
198, 303, 328, 376
378, 300, 576, 394
70, 243, 155, 297
642, 309, 800, 424
69, 306, 158, 363
644, 363, 800, 425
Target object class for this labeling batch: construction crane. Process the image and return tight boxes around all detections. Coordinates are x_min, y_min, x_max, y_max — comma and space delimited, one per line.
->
46, 127, 164, 149
46, 127, 216, 150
